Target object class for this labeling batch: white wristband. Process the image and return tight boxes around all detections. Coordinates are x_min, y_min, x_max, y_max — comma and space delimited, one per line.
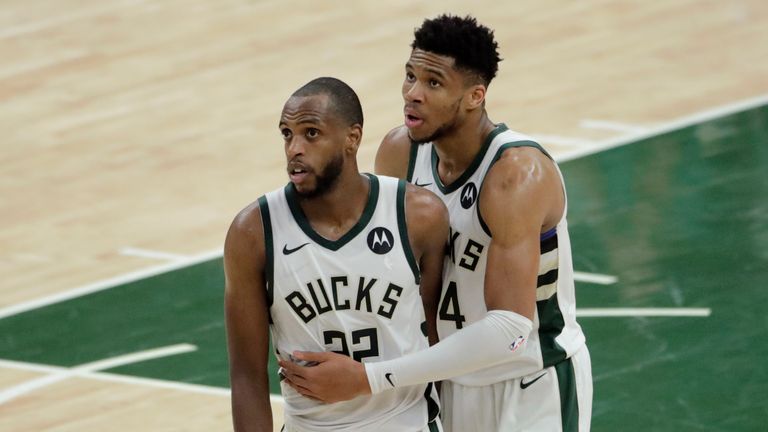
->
365, 310, 533, 394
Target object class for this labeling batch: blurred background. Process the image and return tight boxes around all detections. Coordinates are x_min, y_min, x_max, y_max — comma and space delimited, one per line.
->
1, 0, 766, 430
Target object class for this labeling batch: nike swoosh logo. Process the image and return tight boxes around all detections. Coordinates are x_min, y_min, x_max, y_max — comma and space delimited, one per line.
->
385, 372, 395, 387
282, 242, 310, 255
520, 373, 546, 389
413, 178, 432, 187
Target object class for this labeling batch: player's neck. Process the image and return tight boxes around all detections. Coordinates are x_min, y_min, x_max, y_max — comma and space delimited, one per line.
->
432, 112, 496, 184
299, 171, 370, 241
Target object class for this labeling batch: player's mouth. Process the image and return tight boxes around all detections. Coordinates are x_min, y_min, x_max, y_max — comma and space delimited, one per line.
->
404, 107, 424, 129
288, 162, 311, 185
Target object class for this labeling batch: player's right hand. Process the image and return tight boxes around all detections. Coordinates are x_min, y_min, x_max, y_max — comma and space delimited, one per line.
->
278, 351, 372, 403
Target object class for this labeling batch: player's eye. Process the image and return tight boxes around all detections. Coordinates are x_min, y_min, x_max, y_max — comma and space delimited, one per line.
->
405, 72, 416, 82
281, 128, 292, 139
306, 128, 319, 138
429, 79, 441, 88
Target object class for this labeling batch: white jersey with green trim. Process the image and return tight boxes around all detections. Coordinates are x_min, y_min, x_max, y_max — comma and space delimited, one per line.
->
408, 124, 587, 386
259, 174, 439, 432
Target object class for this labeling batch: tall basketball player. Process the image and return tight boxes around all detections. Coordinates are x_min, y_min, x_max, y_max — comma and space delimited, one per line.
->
279, 16, 593, 432
224, 77, 448, 432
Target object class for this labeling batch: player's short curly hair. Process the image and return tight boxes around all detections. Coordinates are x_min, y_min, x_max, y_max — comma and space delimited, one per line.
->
412, 14, 501, 86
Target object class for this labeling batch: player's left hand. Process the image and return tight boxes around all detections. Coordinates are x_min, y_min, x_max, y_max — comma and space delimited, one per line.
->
278, 351, 372, 403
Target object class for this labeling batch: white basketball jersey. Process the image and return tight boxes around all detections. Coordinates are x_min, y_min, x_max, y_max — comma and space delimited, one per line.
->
259, 174, 439, 432
408, 124, 587, 386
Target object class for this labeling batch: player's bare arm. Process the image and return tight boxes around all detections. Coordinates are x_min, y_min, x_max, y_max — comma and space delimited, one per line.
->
331, 147, 564, 395
479, 146, 565, 319
224, 203, 273, 432
277, 186, 449, 403
404, 183, 449, 346
374, 125, 412, 178
280, 149, 567, 397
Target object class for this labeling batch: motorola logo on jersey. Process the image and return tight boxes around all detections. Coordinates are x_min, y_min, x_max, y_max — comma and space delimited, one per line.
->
460, 182, 478, 209
367, 227, 394, 254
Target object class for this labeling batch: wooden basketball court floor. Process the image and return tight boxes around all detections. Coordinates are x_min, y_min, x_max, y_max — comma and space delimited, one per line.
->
1, 1, 767, 430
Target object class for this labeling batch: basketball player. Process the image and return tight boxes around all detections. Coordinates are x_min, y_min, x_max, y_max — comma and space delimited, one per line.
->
278, 16, 593, 432
224, 77, 448, 432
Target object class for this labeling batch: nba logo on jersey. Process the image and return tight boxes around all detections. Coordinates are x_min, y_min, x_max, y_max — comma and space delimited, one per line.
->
367, 227, 394, 254
460, 183, 477, 209
509, 335, 525, 352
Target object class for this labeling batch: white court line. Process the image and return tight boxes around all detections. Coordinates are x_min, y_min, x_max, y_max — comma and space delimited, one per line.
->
120, 247, 189, 262
573, 271, 617, 285
0, 344, 197, 405
0, 359, 61, 374
576, 308, 711, 317
83, 372, 285, 404
0, 357, 285, 404
579, 119, 650, 134
0, 248, 222, 320
558, 93, 768, 163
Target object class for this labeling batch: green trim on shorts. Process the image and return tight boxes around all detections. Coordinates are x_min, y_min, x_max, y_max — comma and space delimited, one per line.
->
427, 418, 440, 432
555, 356, 579, 431
537, 295, 568, 366
423, 382, 440, 424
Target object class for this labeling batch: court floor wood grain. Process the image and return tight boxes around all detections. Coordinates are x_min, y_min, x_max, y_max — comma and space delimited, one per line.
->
1, 0, 766, 430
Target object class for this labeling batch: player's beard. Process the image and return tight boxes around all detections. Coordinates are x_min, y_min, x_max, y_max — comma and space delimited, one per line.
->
409, 120, 458, 145
409, 97, 462, 145
296, 151, 344, 199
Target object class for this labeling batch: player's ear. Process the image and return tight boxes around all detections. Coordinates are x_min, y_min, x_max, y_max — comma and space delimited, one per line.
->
346, 124, 362, 153
465, 84, 486, 110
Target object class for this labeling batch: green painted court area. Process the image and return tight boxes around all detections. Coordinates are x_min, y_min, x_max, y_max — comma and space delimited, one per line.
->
2, 105, 767, 430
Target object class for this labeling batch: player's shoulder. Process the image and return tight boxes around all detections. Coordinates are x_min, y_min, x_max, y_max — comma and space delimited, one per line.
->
376, 125, 413, 178
482, 143, 564, 227
373, 174, 439, 204
227, 198, 266, 246
381, 124, 411, 149
404, 182, 448, 223
490, 144, 558, 188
